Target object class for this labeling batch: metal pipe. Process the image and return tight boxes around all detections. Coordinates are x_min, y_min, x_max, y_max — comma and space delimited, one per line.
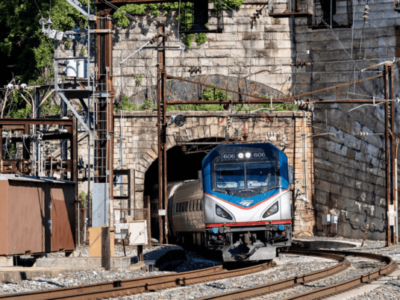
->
120, 110, 124, 218
394, 158, 399, 244
157, 22, 164, 244
384, 64, 392, 246
389, 64, 397, 244
303, 111, 308, 205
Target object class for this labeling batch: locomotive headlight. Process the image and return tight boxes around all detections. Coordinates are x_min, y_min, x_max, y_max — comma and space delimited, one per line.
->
245, 152, 251, 158
262, 202, 279, 218
238, 153, 244, 159
216, 205, 233, 220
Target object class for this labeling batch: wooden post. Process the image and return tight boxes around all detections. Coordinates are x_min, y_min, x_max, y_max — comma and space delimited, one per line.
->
138, 245, 143, 261
101, 227, 111, 270
147, 196, 152, 247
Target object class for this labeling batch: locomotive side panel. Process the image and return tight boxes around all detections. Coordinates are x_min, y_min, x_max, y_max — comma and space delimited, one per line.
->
171, 180, 205, 234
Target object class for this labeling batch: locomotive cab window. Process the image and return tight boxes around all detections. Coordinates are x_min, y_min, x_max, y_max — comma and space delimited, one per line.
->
213, 161, 278, 196
215, 163, 245, 189
246, 162, 276, 188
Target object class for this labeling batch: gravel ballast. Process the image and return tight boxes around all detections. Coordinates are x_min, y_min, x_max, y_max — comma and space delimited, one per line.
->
1, 237, 400, 299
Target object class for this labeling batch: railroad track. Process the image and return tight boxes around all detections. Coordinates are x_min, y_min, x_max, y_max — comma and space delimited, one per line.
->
0, 249, 395, 300
197, 249, 397, 300
0, 260, 273, 300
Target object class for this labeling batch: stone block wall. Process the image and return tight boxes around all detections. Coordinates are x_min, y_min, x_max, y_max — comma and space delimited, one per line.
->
313, 102, 400, 240
293, 0, 400, 240
112, 0, 295, 103
293, 0, 400, 99
111, 111, 314, 237
68, 0, 400, 240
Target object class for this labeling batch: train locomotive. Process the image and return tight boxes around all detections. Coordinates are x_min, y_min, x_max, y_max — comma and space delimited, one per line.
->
151, 142, 293, 262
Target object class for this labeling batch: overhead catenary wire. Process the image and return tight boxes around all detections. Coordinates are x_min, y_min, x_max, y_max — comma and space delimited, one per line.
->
33, 0, 44, 18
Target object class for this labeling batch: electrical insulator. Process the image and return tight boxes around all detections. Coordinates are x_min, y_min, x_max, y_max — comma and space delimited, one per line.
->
294, 100, 305, 106
250, 10, 262, 22
363, 5, 370, 23
227, 116, 233, 127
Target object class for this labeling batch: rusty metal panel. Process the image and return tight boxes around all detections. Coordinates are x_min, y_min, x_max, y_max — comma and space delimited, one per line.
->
7, 181, 46, 255
51, 188, 75, 252
0, 177, 75, 256
0, 180, 9, 255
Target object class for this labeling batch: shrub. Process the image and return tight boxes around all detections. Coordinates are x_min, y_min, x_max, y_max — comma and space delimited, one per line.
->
114, 95, 137, 111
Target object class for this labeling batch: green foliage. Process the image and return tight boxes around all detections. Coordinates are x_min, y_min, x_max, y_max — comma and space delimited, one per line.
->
183, 34, 195, 48
203, 85, 229, 101
0, 0, 93, 84
4, 143, 16, 159
113, 4, 147, 27
234, 103, 251, 111
113, 1, 244, 48
41, 98, 61, 116
234, 94, 300, 112
176, 104, 197, 111
195, 33, 207, 46
139, 98, 154, 110
212, 0, 244, 14
9, 104, 32, 119
135, 74, 143, 86
78, 191, 92, 207
166, 105, 176, 111
114, 95, 137, 111
0, 0, 95, 118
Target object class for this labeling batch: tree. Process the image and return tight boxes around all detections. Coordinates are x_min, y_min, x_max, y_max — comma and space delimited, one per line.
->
0, 0, 92, 116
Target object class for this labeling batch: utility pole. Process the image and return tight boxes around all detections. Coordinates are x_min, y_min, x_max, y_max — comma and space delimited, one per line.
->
96, 7, 114, 227
157, 20, 168, 244
384, 62, 397, 246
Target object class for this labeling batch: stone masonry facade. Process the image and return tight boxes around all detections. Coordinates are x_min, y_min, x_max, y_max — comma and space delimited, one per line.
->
111, 111, 314, 237
71, 0, 400, 240
312, 103, 399, 240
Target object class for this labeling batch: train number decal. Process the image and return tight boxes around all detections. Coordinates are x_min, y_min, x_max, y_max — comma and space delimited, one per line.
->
222, 153, 236, 160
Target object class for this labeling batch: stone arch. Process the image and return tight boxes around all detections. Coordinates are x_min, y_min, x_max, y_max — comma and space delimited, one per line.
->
126, 74, 285, 106
142, 118, 230, 193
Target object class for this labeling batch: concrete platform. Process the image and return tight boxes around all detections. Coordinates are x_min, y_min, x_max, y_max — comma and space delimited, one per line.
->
293, 238, 361, 250
36, 257, 131, 271
143, 245, 186, 271
0, 266, 103, 282
0, 257, 13, 267
0, 245, 185, 282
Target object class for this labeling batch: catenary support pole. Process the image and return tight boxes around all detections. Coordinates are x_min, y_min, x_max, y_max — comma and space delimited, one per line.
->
157, 20, 167, 244
384, 62, 396, 246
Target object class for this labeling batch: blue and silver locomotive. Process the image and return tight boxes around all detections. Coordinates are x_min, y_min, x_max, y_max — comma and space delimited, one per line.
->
153, 143, 292, 261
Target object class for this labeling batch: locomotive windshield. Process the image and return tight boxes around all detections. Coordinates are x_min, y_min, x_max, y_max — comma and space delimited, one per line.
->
215, 164, 245, 189
246, 162, 276, 188
214, 162, 277, 195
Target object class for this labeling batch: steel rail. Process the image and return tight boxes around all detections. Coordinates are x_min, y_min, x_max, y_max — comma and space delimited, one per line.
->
0, 261, 273, 300
1, 249, 385, 300
0, 265, 224, 300
196, 249, 397, 300
282, 250, 397, 300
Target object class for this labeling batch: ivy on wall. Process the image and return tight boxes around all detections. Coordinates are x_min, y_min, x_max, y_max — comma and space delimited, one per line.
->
113, 0, 244, 48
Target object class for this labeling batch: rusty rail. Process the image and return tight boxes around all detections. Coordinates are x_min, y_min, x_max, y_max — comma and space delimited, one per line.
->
0, 262, 273, 300
1, 249, 393, 300
0, 264, 223, 300
197, 249, 397, 300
